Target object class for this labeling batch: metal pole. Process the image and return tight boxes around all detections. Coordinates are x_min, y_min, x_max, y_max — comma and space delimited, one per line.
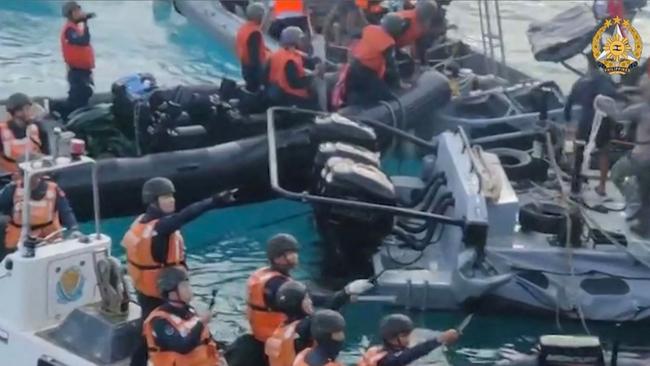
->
477, 0, 490, 74
494, 0, 507, 79
18, 170, 32, 254
483, 0, 497, 75
92, 163, 101, 240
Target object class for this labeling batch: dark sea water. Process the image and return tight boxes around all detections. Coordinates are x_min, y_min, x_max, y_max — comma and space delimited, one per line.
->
2, 1, 650, 364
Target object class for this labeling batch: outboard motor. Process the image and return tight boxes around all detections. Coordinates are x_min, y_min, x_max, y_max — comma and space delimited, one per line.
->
313, 156, 396, 276
537, 335, 605, 366
310, 113, 379, 151
111, 73, 158, 135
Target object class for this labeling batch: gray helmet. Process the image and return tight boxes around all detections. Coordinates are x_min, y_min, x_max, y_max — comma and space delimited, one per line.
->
142, 177, 175, 205
6, 93, 32, 114
379, 313, 414, 340
275, 281, 308, 313
280, 26, 304, 47
246, 2, 265, 23
61, 1, 80, 18
415, 1, 438, 23
157, 267, 188, 298
381, 13, 405, 38
311, 309, 346, 343
266, 233, 299, 260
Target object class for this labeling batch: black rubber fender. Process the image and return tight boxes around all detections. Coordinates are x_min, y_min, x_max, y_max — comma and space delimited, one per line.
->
487, 147, 533, 181
519, 202, 568, 234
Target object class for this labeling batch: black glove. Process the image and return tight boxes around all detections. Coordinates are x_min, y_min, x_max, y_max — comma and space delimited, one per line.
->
212, 189, 238, 204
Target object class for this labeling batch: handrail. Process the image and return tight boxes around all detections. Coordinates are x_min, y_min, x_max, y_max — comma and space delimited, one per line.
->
265, 106, 465, 227
18, 156, 101, 256
456, 127, 484, 193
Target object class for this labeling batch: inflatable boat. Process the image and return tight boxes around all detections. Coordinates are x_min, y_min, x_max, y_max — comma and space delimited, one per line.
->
0, 69, 450, 220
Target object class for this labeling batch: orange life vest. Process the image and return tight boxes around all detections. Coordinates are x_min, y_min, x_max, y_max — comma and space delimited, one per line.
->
292, 347, 343, 366
60, 21, 95, 70
122, 215, 186, 298
352, 25, 395, 78
356, 0, 385, 14
273, 0, 305, 18
236, 21, 270, 66
5, 181, 62, 250
247, 267, 288, 342
357, 346, 388, 366
268, 48, 309, 98
0, 121, 41, 174
266, 320, 302, 366
143, 306, 220, 366
395, 10, 425, 48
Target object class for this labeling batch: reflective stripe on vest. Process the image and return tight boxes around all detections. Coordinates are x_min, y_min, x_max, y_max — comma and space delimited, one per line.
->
266, 320, 301, 366
122, 215, 185, 298
268, 48, 309, 98
395, 10, 425, 48
247, 267, 287, 342
273, 0, 305, 18
60, 21, 95, 70
292, 348, 343, 366
352, 25, 395, 78
143, 307, 219, 366
0, 122, 41, 174
5, 181, 62, 249
236, 21, 269, 66
357, 346, 388, 366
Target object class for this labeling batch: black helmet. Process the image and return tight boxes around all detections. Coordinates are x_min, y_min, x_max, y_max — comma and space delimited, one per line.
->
266, 233, 299, 260
157, 267, 188, 298
246, 2, 265, 23
61, 1, 80, 18
142, 177, 175, 205
381, 13, 405, 38
311, 309, 346, 343
379, 313, 414, 340
415, 0, 438, 23
276, 281, 308, 313
6, 93, 32, 114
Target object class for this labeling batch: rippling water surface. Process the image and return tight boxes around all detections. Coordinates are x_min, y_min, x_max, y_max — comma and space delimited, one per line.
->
4, 1, 650, 364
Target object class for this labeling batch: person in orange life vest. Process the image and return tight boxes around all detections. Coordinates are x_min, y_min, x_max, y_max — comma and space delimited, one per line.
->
268, 0, 310, 42
143, 267, 223, 366
60, 1, 96, 117
358, 314, 459, 366
0, 161, 80, 260
357, 0, 389, 25
344, 13, 406, 106
236, 3, 269, 93
394, 1, 438, 65
292, 309, 346, 366
265, 27, 325, 110
125, 177, 236, 366
0, 93, 49, 174
266, 277, 371, 366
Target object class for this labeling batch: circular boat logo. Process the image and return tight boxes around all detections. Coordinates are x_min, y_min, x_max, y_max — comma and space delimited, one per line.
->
56, 266, 85, 304
592, 17, 643, 75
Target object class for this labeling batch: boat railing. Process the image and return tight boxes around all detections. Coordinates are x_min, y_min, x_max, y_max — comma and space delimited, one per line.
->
477, 0, 508, 80
17, 155, 100, 257
266, 106, 470, 229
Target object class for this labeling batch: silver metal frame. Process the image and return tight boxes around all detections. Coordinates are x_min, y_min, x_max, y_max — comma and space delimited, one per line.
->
18, 156, 101, 255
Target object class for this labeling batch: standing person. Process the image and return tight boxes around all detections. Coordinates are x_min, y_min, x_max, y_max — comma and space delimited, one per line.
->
564, 57, 618, 196
236, 3, 269, 93
60, 1, 95, 116
358, 314, 459, 366
0, 93, 48, 174
266, 279, 364, 366
266, 27, 325, 109
268, 0, 310, 41
292, 310, 347, 366
143, 267, 223, 366
124, 177, 236, 366
598, 83, 650, 236
238, 233, 372, 366
344, 13, 406, 105
394, 1, 438, 65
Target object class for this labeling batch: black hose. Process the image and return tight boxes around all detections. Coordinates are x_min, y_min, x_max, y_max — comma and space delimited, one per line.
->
419, 197, 455, 245
398, 196, 455, 250
399, 191, 453, 233
406, 172, 446, 208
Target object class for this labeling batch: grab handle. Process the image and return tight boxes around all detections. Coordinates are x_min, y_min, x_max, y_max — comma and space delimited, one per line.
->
176, 164, 200, 172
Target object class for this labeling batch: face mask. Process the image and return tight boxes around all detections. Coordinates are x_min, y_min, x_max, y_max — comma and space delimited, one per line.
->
319, 338, 344, 360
